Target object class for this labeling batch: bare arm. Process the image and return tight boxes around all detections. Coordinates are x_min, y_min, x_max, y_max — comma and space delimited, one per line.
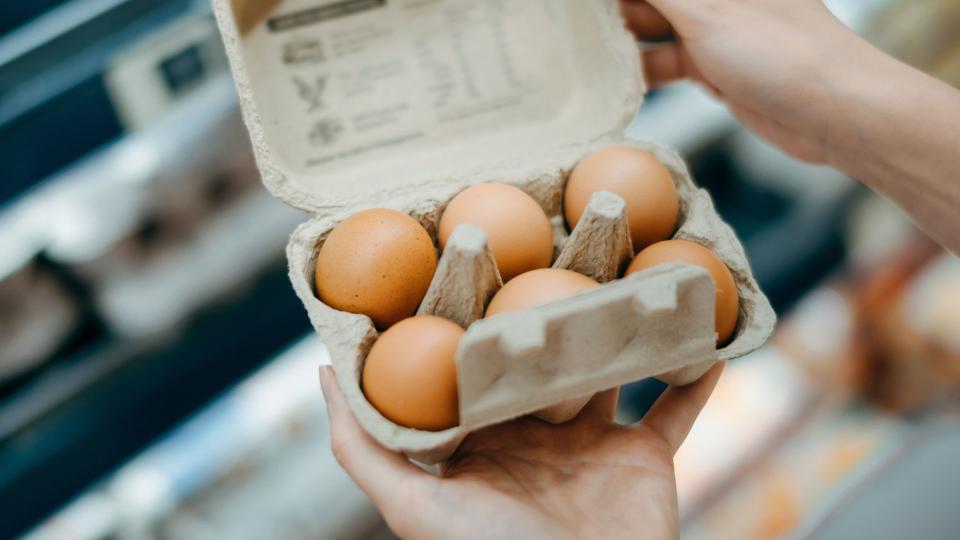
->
626, 0, 960, 253
825, 42, 960, 252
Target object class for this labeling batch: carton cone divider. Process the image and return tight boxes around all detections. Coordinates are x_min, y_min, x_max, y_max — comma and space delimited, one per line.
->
418, 224, 502, 328
554, 191, 634, 283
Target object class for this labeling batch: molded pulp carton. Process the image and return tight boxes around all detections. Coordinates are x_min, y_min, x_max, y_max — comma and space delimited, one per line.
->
214, 0, 776, 463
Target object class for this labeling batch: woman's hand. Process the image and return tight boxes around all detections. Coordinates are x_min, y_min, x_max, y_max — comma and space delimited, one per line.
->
624, 0, 960, 254
319, 363, 725, 540
624, 0, 860, 164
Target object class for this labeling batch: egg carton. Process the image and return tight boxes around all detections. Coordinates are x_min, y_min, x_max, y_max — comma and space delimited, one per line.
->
213, 0, 776, 463
283, 138, 775, 462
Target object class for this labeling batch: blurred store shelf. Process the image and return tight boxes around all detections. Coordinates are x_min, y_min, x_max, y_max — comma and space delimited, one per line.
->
0, 210, 80, 380
0, 264, 314, 539
21, 337, 394, 540
0, 0, 215, 202
674, 266, 960, 539
0, 3, 311, 537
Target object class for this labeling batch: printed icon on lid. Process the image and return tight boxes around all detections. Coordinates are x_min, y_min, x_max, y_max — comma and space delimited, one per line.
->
283, 37, 326, 65
309, 117, 343, 147
293, 75, 328, 112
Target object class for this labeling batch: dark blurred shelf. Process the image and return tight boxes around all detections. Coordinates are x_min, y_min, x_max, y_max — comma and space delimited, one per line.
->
687, 148, 858, 314
0, 0, 204, 204
0, 1, 71, 37
0, 263, 312, 539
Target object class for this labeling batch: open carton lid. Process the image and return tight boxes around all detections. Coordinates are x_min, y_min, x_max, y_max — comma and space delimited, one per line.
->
213, 0, 644, 214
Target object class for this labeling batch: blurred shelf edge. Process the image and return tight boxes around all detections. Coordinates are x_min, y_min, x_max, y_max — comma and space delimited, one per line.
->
0, 0, 215, 206
0, 260, 312, 540
0, 3, 311, 536
0, 70, 308, 532
5, 73, 238, 261
0, 67, 299, 420
21, 336, 391, 540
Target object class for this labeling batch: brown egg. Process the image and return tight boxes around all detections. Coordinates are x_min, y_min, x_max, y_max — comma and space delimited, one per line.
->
362, 316, 463, 431
486, 268, 600, 317
314, 209, 437, 330
439, 183, 553, 282
565, 146, 679, 251
626, 240, 740, 345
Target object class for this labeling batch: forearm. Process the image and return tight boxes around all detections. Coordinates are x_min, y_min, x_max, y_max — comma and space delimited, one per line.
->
825, 38, 960, 254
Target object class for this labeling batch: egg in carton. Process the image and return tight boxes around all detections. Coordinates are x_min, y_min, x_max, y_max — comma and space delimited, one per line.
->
213, 0, 776, 463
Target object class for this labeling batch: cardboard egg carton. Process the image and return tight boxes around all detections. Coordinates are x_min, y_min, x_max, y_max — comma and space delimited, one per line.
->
213, 0, 776, 463
284, 139, 775, 462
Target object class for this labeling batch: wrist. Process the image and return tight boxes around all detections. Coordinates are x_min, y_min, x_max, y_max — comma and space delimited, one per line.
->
815, 34, 886, 173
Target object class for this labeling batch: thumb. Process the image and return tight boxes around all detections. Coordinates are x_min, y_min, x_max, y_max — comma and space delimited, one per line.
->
641, 361, 725, 454
318, 367, 430, 505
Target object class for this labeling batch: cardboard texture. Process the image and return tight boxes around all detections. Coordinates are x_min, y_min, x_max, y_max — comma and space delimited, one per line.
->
214, 0, 777, 463
417, 224, 502, 329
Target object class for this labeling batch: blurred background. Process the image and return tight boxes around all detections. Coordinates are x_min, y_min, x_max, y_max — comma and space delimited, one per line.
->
1, 0, 959, 538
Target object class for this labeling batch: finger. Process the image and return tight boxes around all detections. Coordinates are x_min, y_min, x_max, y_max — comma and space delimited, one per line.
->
643, 43, 719, 95
642, 43, 687, 88
641, 361, 725, 453
319, 367, 431, 509
580, 387, 621, 422
621, 1, 673, 40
